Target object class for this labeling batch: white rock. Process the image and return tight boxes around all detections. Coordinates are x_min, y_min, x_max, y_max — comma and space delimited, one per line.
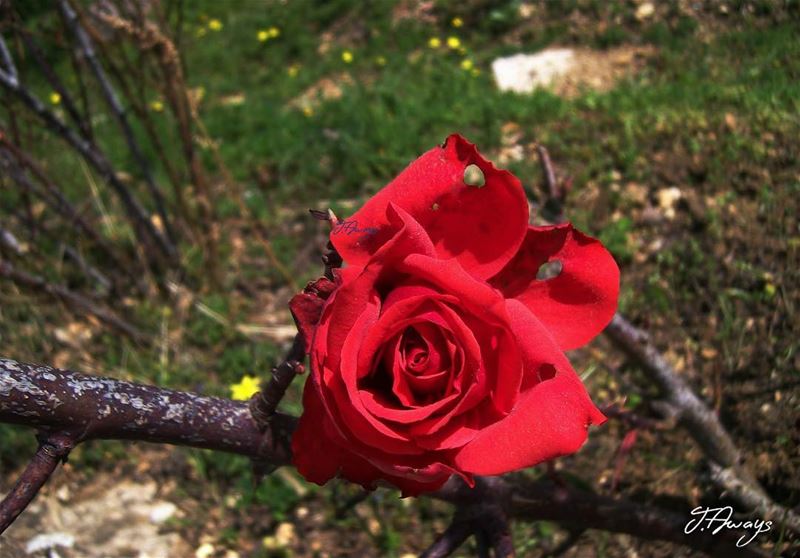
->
149, 502, 178, 524
195, 542, 215, 558
25, 532, 75, 554
491, 49, 576, 94
636, 2, 655, 20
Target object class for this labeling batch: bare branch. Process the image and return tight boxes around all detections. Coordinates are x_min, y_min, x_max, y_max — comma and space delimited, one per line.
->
419, 520, 473, 558
533, 145, 799, 534
0, 431, 75, 534
0, 260, 146, 343
0, 358, 295, 462
435, 476, 768, 558
0, 33, 18, 86
58, 0, 177, 252
535, 145, 569, 223
0, 358, 779, 555
0, 43, 173, 270
709, 463, 800, 534
604, 314, 800, 532
14, 26, 90, 139
249, 334, 306, 429
0, 136, 127, 271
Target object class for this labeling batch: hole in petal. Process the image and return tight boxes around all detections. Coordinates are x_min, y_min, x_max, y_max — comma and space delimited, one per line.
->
463, 164, 485, 187
538, 363, 557, 383
536, 259, 562, 280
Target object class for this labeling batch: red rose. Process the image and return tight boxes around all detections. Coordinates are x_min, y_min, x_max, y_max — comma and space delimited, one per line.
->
290, 135, 619, 495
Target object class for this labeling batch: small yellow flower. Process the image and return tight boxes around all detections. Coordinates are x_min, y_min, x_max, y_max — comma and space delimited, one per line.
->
49, 92, 61, 105
452, 17, 464, 28
302, 106, 314, 117
268, 26, 280, 38
149, 100, 164, 112
342, 50, 354, 63
287, 64, 300, 77
460, 58, 474, 71
208, 19, 222, 31
230, 375, 260, 401
428, 37, 441, 49
375, 55, 387, 66
195, 27, 207, 38
257, 30, 269, 42
447, 36, 461, 49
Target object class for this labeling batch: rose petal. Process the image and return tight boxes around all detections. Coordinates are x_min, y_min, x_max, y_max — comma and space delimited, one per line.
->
293, 380, 455, 495
397, 254, 523, 413
292, 377, 344, 485
453, 300, 606, 475
331, 134, 528, 280
490, 223, 620, 351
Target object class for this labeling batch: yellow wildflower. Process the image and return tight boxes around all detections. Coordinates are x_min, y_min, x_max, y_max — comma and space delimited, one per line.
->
268, 26, 280, 38
257, 30, 269, 42
149, 100, 164, 112
49, 92, 61, 105
287, 65, 300, 77
208, 19, 222, 31
230, 375, 260, 401
342, 50, 354, 63
195, 27, 207, 38
460, 58, 473, 71
452, 17, 464, 28
302, 106, 314, 117
375, 55, 387, 66
428, 37, 441, 49
447, 36, 461, 49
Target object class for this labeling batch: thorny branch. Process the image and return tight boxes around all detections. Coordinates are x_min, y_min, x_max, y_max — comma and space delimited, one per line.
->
0, 33, 174, 271
0, 431, 75, 533
536, 146, 800, 534
58, 0, 177, 252
0, 359, 770, 556
249, 333, 306, 428
0, 260, 145, 344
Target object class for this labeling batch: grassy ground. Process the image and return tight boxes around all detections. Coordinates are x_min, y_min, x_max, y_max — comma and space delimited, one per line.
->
1, 1, 799, 556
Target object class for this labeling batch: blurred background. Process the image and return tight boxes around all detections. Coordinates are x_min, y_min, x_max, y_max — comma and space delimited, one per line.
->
0, 1, 798, 556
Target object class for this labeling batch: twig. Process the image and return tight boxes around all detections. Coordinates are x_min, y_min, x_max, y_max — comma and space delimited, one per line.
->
534, 145, 800, 534
0, 358, 777, 555
61, 244, 113, 295
535, 145, 569, 223
0, 431, 75, 534
0, 260, 146, 343
0, 30, 18, 87
709, 463, 800, 534
604, 314, 800, 533
249, 333, 306, 429
59, 0, 177, 252
0, 35, 173, 271
600, 402, 677, 431
419, 520, 473, 558
435, 476, 768, 558
0, 358, 296, 461
423, 477, 514, 558
0, 358, 295, 534
15, 25, 91, 139
71, 7, 187, 218
0, 137, 126, 271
